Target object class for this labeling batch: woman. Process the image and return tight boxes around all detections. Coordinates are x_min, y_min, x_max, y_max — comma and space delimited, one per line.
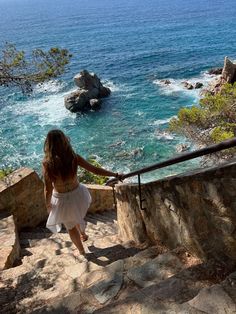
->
42, 129, 121, 256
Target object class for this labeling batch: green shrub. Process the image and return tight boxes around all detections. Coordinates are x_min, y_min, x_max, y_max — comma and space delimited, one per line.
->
77, 158, 107, 185
0, 168, 13, 179
169, 83, 236, 147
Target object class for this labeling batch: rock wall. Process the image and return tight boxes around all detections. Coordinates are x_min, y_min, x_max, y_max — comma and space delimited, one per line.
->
0, 168, 114, 230
116, 159, 236, 262
0, 168, 47, 231
87, 184, 114, 213
0, 214, 20, 270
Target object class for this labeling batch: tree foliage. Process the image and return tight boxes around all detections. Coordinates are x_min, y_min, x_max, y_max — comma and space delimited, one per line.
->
0, 43, 72, 93
169, 83, 236, 158
77, 158, 107, 185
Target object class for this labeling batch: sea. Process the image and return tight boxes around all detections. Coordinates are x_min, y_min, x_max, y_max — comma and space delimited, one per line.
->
0, 0, 236, 182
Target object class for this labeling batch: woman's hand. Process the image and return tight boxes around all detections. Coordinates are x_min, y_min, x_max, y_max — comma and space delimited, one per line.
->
115, 173, 124, 181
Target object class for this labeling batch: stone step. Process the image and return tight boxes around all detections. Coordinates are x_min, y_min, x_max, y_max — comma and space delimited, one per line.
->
86, 211, 117, 224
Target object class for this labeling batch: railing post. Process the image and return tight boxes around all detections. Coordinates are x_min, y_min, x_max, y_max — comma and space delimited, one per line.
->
112, 186, 117, 211
138, 174, 146, 211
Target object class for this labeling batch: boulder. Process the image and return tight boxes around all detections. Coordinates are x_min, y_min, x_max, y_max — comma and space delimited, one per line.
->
183, 81, 194, 90
74, 70, 102, 90
90, 99, 102, 110
222, 57, 236, 84
194, 82, 203, 89
176, 143, 190, 153
64, 89, 90, 112
208, 68, 223, 75
160, 79, 171, 85
65, 70, 111, 113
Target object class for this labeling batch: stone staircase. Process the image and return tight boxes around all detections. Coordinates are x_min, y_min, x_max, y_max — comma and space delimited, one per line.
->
1, 210, 236, 314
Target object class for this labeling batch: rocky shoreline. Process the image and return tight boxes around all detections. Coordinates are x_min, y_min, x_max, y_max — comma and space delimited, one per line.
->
159, 56, 236, 95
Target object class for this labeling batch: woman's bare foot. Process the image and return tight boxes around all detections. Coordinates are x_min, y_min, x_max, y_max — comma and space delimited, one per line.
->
81, 232, 88, 242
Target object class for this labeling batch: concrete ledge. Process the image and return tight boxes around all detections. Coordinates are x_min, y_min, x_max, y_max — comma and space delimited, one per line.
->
0, 214, 20, 270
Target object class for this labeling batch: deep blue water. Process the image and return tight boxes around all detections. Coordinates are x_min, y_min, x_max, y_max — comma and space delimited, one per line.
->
0, 0, 236, 181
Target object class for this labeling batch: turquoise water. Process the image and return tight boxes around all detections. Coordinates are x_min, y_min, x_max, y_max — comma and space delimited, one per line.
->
0, 0, 236, 181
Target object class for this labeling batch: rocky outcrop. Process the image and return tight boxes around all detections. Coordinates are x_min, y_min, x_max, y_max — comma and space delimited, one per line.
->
203, 57, 236, 95
64, 70, 111, 112
208, 67, 223, 75
115, 159, 236, 263
222, 57, 236, 83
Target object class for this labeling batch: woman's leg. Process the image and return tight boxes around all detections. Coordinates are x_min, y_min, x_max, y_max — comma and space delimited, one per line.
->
76, 224, 88, 242
68, 226, 85, 255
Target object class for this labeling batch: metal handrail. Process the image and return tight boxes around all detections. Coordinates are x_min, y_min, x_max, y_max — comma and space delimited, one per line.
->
107, 137, 236, 211
106, 137, 236, 185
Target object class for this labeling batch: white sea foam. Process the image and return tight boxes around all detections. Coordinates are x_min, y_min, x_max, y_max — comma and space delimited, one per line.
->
154, 130, 174, 140
33, 80, 66, 94
15, 89, 75, 126
153, 72, 220, 99
149, 117, 174, 126
102, 80, 120, 92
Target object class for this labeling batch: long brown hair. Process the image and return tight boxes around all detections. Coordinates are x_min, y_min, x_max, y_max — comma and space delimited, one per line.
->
43, 129, 77, 180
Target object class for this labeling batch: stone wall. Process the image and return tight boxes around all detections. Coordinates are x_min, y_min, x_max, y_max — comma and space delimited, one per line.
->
116, 159, 236, 262
0, 168, 47, 231
0, 168, 114, 269
0, 168, 114, 231
87, 184, 114, 213
0, 213, 20, 270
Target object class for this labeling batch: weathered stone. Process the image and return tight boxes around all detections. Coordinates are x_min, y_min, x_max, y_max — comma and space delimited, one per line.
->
87, 184, 114, 213
74, 70, 102, 90
183, 81, 194, 90
222, 56, 236, 84
0, 168, 47, 230
116, 159, 236, 262
124, 246, 160, 270
65, 70, 111, 113
89, 98, 102, 110
64, 89, 91, 112
176, 143, 189, 153
188, 284, 236, 313
99, 86, 111, 97
0, 215, 20, 270
194, 82, 203, 89
85, 260, 124, 304
127, 253, 184, 288
208, 67, 223, 75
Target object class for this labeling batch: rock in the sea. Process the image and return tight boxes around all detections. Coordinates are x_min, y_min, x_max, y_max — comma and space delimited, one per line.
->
64, 89, 90, 112
89, 98, 102, 110
64, 70, 111, 113
176, 144, 190, 153
160, 79, 171, 85
182, 81, 194, 90
194, 82, 203, 89
208, 68, 223, 75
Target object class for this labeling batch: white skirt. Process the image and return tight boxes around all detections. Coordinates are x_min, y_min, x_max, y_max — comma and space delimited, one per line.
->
46, 183, 92, 233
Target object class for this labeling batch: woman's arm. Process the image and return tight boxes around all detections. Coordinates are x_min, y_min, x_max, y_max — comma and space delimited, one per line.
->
42, 164, 53, 212
76, 154, 119, 178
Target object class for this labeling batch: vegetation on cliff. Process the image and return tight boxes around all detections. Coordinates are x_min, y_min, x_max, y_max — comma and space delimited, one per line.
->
77, 158, 107, 185
0, 43, 71, 93
169, 83, 236, 157
0, 168, 13, 179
